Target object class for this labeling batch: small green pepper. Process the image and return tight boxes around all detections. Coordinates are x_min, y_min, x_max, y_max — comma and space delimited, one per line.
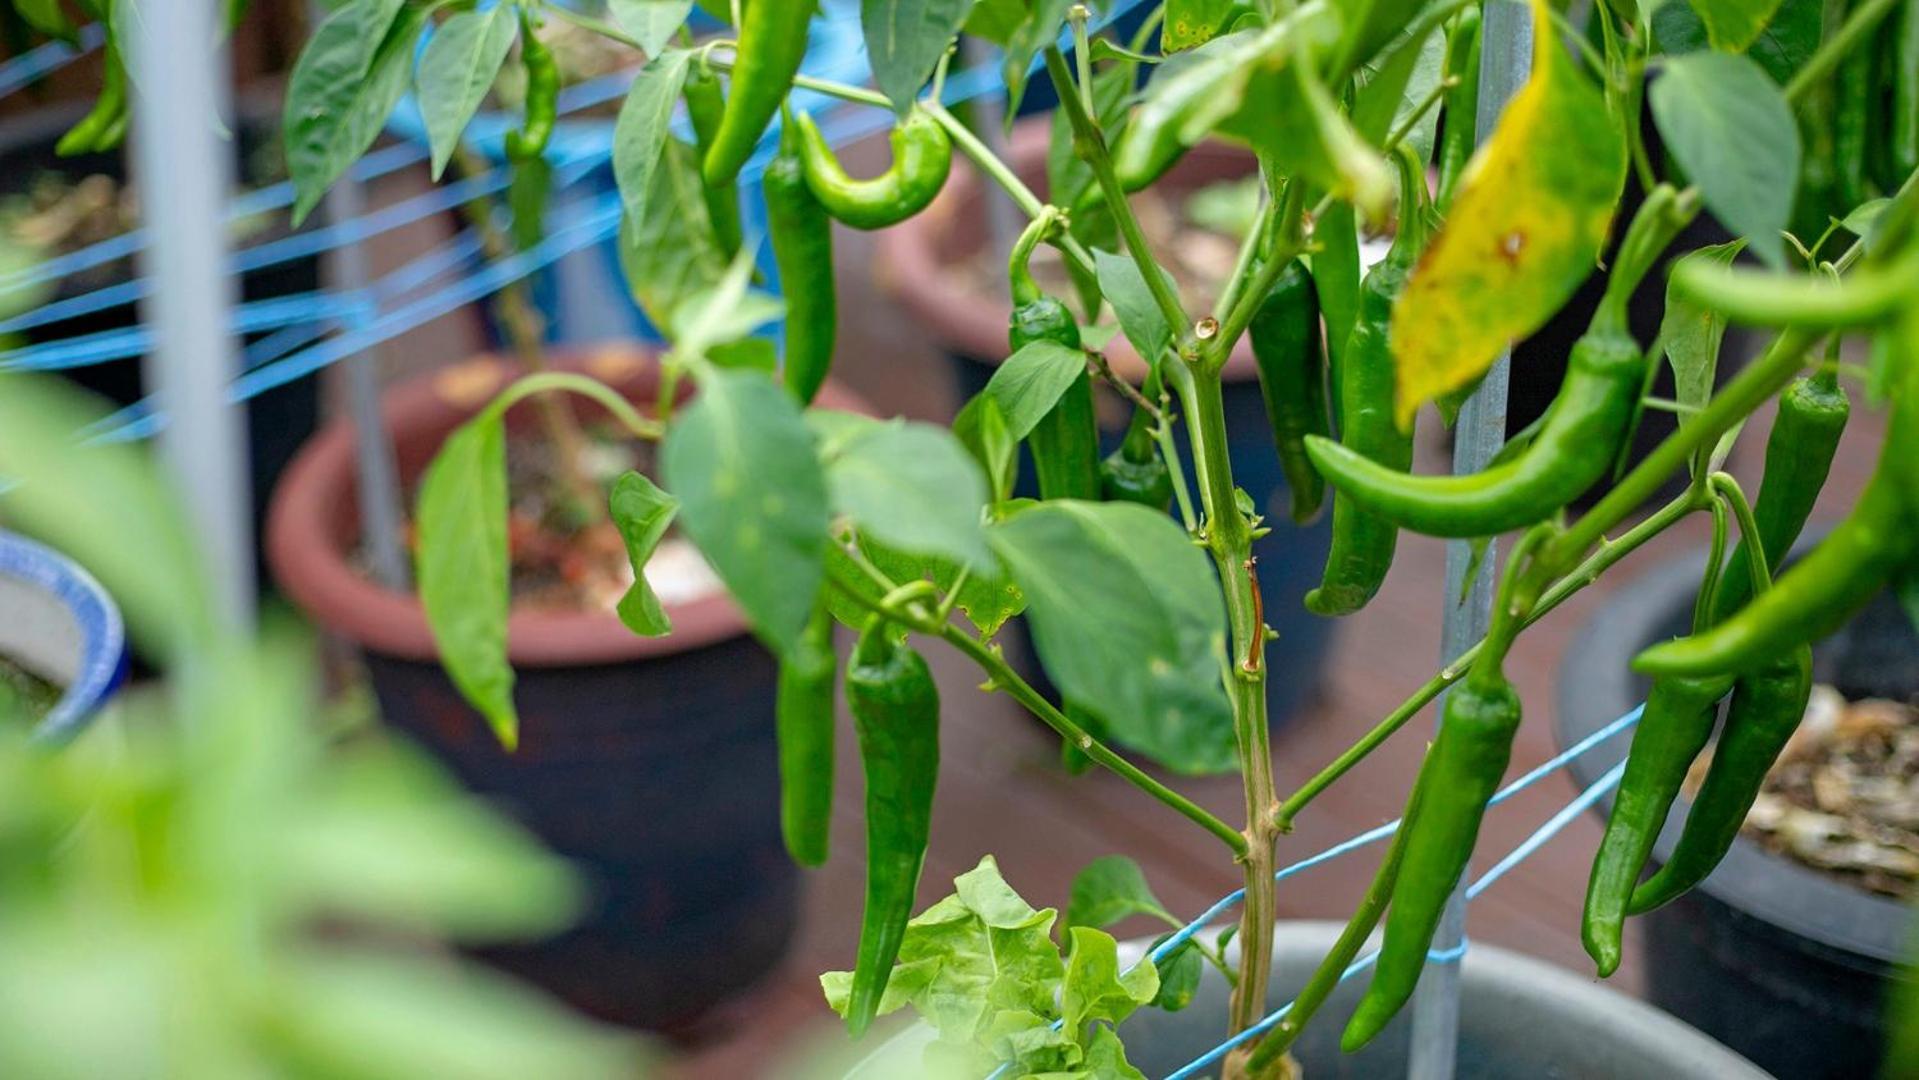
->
776, 603, 837, 868
1009, 215, 1101, 502
1249, 259, 1331, 523
55, 42, 126, 157
1101, 369, 1174, 512
505, 11, 558, 163
765, 109, 838, 405
794, 106, 953, 230
842, 618, 940, 1038
685, 63, 745, 259
703, 0, 816, 186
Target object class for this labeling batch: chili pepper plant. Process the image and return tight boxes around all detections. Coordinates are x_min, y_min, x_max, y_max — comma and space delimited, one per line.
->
280, 0, 1919, 1074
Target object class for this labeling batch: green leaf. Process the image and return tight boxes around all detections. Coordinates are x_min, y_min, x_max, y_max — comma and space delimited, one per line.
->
1649, 52, 1798, 267
1066, 856, 1177, 932
608, 472, 680, 637
618, 138, 728, 329
956, 339, 1090, 443
1163, 0, 1254, 51
661, 370, 829, 656
284, 0, 427, 224
612, 47, 694, 227
1654, 0, 1820, 85
667, 249, 784, 358
1001, 0, 1076, 117
417, 7, 520, 179
414, 415, 517, 748
1061, 927, 1159, 1033
1149, 940, 1201, 1012
1092, 249, 1175, 364
12, 0, 73, 39
861, 538, 1025, 639
863, 0, 972, 114
1684, 0, 1787, 51
608, 0, 695, 56
824, 421, 993, 568
1049, 56, 1133, 216
989, 502, 1237, 774
1660, 240, 1745, 413
1352, 19, 1446, 165
965, 0, 1026, 44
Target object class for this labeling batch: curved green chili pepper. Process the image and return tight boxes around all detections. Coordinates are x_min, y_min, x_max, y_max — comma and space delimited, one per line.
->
1581, 670, 1733, 976
1342, 674, 1522, 1050
1249, 259, 1330, 523
766, 110, 837, 404
776, 602, 837, 868
685, 64, 745, 258
1009, 216, 1101, 502
1306, 324, 1644, 538
1637, 356, 1918, 679
1305, 151, 1427, 616
506, 12, 558, 163
1628, 643, 1813, 914
1436, 6, 1481, 209
1706, 370, 1849, 625
794, 107, 953, 230
703, 0, 815, 186
842, 618, 940, 1038
1101, 387, 1174, 511
55, 42, 126, 157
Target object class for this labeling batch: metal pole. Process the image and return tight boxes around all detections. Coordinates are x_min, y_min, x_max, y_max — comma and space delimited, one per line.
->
1406, 2, 1532, 1077
130, 0, 254, 633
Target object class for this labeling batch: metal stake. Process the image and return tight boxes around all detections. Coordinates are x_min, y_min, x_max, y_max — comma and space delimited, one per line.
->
130, 0, 254, 633
1407, 2, 1533, 1077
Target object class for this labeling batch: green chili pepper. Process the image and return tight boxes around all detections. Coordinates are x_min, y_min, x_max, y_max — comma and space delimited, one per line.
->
1342, 674, 1521, 1050
776, 603, 837, 869
1101, 372, 1174, 511
1706, 371, 1850, 626
766, 110, 837, 405
1436, 6, 1482, 209
1305, 151, 1427, 616
1627, 644, 1813, 914
703, 0, 815, 186
843, 618, 940, 1038
1835, 9, 1874, 212
1305, 323, 1644, 538
1009, 216, 1101, 503
1894, 0, 1919, 182
1249, 259, 1330, 523
1312, 199, 1361, 424
685, 64, 745, 259
1637, 354, 1917, 679
505, 11, 558, 163
1581, 670, 1733, 976
55, 42, 126, 157
794, 106, 952, 230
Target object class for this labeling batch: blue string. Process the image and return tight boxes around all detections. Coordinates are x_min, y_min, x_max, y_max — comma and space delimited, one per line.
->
0, 23, 106, 99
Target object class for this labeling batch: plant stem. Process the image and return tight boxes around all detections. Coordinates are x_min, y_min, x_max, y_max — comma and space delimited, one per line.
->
483, 371, 665, 441
450, 146, 605, 523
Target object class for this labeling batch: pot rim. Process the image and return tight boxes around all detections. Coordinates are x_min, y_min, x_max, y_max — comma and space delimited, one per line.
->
0, 529, 126, 744
1554, 546, 1914, 965
874, 120, 1261, 383
265, 344, 869, 668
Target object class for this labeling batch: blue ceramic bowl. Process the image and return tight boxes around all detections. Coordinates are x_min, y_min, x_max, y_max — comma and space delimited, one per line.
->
0, 530, 127, 743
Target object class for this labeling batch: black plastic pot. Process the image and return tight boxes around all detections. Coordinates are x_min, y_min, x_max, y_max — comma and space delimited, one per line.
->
852, 921, 1766, 1077
0, 98, 320, 577
1555, 548, 1919, 1079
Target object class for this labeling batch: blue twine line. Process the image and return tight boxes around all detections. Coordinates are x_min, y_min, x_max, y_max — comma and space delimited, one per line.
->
1425, 937, 1469, 965
0, 23, 105, 99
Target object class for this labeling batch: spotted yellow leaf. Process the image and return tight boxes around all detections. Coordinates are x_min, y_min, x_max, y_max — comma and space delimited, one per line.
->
1389, 0, 1626, 429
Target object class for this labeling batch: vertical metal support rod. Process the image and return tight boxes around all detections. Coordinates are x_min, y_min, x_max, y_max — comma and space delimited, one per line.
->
131, 0, 254, 633
1407, 2, 1532, 1077
325, 176, 411, 591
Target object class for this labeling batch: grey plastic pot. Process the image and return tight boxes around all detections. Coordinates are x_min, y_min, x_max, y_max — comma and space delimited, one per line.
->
850, 921, 1763, 1078
1555, 547, 1919, 1079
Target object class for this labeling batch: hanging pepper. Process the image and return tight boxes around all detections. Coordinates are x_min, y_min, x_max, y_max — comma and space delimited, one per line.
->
1628, 644, 1813, 914
766, 107, 838, 404
775, 603, 837, 868
1342, 672, 1522, 1049
1101, 365, 1174, 511
1312, 199, 1362, 424
505, 11, 558, 163
55, 42, 126, 157
1009, 214, 1102, 502
1249, 259, 1331, 523
1305, 148, 1427, 616
842, 618, 940, 1038
1706, 368, 1850, 625
794, 106, 953, 230
1436, 6, 1482, 209
1835, 7, 1874, 212
685, 63, 745, 259
703, 0, 815, 186
1895, 0, 1919, 182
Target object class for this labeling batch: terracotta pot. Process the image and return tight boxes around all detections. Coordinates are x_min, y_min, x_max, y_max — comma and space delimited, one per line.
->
267, 344, 867, 1031
876, 121, 1336, 727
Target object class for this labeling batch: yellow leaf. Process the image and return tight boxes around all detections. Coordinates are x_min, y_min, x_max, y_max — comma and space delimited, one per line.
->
1389, 0, 1626, 429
